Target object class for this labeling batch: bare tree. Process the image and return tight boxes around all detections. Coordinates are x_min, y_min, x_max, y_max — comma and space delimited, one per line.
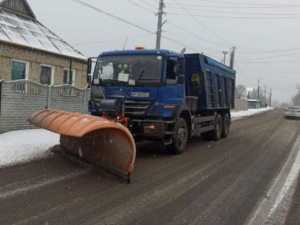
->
248, 88, 258, 99
235, 85, 247, 99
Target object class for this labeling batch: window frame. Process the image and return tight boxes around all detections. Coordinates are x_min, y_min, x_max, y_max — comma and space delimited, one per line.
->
40, 64, 55, 85
63, 68, 76, 86
166, 57, 179, 86
11, 59, 29, 80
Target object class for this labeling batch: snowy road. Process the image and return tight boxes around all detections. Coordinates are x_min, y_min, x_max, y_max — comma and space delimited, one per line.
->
0, 109, 300, 225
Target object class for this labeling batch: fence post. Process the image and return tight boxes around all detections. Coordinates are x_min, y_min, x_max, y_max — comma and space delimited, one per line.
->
47, 85, 52, 109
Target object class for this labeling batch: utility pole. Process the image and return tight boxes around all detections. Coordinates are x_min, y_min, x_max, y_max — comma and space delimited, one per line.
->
222, 51, 228, 65
264, 85, 267, 105
269, 89, 272, 106
229, 47, 236, 69
156, 0, 165, 49
257, 79, 260, 102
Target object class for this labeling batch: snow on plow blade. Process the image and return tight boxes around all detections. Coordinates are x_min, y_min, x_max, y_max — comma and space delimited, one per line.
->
27, 110, 136, 182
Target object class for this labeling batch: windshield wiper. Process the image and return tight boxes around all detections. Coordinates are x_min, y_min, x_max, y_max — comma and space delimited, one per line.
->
139, 70, 146, 80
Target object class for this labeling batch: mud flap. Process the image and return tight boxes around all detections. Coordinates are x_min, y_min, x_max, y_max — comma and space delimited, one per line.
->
27, 110, 136, 182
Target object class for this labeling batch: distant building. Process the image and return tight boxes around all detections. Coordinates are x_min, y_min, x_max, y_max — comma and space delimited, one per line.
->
0, 0, 87, 87
248, 99, 261, 109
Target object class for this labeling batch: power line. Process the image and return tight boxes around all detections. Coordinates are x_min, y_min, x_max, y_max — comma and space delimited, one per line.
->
167, 13, 300, 19
236, 47, 300, 54
166, 0, 300, 7
239, 59, 300, 63
164, 31, 226, 52
236, 64, 296, 92
165, 3, 300, 9
70, 0, 210, 54
140, 0, 158, 9
71, 0, 157, 35
235, 64, 256, 86
236, 52, 300, 62
172, 0, 232, 46
167, 21, 229, 48
125, 0, 156, 14
167, 8, 300, 16
72, 34, 154, 46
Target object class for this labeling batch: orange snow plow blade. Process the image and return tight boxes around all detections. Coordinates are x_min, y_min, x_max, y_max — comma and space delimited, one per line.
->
27, 110, 136, 182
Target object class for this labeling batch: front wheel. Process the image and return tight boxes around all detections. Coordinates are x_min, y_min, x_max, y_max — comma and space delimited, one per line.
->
167, 118, 188, 155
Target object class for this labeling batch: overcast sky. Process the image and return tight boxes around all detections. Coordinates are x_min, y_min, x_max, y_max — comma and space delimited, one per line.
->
28, 0, 300, 102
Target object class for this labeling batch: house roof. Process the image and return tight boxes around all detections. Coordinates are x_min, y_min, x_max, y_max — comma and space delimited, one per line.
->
0, 6, 85, 60
0, 0, 36, 19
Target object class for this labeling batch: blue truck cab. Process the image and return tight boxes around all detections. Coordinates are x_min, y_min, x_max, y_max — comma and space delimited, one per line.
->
88, 49, 236, 154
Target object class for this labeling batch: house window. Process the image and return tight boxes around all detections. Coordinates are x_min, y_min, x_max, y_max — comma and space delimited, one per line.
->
40, 65, 54, 85
63, 69, 75, 86
11, 60, 29, 81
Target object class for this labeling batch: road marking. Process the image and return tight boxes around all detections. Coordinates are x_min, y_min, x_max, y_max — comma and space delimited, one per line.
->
247, 138, 300, 225
0, 170, 87, 199
267, 138, 300, 217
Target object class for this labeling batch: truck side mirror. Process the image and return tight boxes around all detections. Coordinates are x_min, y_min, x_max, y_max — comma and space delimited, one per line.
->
177, 74, 185, 84
87, 58, 92, 75
87, 74, 92, 84
87, 57, 97, 76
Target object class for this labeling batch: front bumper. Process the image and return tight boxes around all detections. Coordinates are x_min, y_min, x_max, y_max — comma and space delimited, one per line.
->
129, 119, 175, 140
285, 111, 300, 118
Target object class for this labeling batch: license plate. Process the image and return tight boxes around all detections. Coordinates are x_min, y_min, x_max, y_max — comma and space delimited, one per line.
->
131, 92, 150, 97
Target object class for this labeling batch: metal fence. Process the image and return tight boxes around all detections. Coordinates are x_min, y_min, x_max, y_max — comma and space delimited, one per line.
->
0, 80, 90, 133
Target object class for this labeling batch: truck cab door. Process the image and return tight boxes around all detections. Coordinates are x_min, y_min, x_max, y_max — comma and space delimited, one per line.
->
158, 56, 185, 117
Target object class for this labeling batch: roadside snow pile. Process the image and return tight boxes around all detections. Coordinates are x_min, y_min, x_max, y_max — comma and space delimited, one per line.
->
231, 107, 274, 120
0, 129, 59, 167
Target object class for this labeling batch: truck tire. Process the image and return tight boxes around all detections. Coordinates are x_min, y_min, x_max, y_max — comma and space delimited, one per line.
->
221, 113, 230, 138
167, 118, 188, 155
202, 114, 223, 142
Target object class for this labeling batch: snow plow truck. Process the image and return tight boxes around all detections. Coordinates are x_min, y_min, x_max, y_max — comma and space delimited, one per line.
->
28, 48, 236, 183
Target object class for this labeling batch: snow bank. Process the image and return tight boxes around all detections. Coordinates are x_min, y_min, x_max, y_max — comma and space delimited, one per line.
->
231, 107, 274, 120
0, 129, 59, 167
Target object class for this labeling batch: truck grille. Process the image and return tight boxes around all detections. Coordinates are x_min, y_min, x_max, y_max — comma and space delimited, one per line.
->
125, 100, 152, 116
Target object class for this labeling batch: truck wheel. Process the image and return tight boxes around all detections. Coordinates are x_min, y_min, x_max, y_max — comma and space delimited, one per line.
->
201, 114, 223, 141
202, 114, 223, 141
221, 114, 230, 138
167, 118, 188, 155
213, 114, 223, 141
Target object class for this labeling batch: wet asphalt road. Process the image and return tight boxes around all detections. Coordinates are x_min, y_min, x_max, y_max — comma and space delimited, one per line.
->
0, 109, 300, 225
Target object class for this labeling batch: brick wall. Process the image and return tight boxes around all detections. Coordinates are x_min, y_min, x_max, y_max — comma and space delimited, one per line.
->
0, 80, 91, 133
0, 42, 88, 88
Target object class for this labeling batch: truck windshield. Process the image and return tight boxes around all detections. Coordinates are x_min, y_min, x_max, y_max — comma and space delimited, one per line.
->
93, 55, 163, 86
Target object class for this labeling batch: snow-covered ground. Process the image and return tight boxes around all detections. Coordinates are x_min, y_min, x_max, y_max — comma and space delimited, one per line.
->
231, 107, 274, 120
0, 129, 59, 168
